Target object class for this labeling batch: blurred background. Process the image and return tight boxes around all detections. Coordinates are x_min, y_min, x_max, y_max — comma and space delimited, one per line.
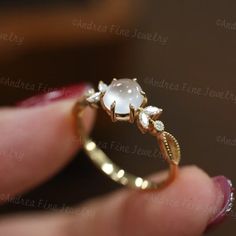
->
0, 0, 235, 235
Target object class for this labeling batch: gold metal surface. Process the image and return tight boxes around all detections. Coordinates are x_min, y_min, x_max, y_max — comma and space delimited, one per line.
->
73, 80, 181, 190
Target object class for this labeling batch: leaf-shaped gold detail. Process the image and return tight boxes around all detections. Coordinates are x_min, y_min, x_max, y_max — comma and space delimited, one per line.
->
158, 131, 181, 165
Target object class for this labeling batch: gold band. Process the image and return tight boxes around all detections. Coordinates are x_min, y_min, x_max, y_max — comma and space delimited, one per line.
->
83, 138, 178, 190
73, 79, 181, 190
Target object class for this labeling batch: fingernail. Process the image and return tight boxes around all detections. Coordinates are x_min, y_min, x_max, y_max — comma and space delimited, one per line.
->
205, 176, 234, 233
16, 83, 91, 107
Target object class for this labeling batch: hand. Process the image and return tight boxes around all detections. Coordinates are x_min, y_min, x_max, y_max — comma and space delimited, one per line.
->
0, 83, 232, 236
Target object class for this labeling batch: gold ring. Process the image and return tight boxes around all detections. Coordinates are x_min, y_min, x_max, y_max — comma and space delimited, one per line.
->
73, 78, 181, 190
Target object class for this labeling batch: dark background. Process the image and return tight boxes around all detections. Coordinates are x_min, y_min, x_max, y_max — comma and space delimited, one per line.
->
0, 0, 235, 235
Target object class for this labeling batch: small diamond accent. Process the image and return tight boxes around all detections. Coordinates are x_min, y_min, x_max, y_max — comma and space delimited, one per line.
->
85, 88, 95, 96
154, 120, 165, 132
139, 112, 149, 129
87, 92, 101, 103
98, 81, 108, 93
227, 179, 233, 188
144, 106, 162, 116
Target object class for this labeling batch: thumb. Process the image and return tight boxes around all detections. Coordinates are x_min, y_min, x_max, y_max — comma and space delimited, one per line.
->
0, 166, 233, 236
65, 166, 233, 235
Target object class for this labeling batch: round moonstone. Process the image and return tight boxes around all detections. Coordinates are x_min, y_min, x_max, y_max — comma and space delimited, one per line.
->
102, 79, 144, 115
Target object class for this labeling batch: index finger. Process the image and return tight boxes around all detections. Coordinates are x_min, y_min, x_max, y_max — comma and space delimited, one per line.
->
0, 84, 95, 200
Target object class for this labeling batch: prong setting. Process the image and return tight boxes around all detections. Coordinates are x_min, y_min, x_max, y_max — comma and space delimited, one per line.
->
140, 90, 146, 96
140, 90, 148, 107
110, 101, 117, 122
129, 104, 136, 123
86, 78, 163, 129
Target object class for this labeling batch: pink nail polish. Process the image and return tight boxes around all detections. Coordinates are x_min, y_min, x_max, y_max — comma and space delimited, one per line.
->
205, 176, 234, 233
16, 83, 91, 107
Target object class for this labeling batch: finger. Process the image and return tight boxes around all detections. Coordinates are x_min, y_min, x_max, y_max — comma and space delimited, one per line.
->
0, 166, 233, 236
0, 84, 95, 199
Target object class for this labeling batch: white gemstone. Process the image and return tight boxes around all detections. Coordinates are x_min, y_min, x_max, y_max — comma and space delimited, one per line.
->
154, 120, 165, 132
144, 106, 162, 116
139, 112, 149, 129
87, 92, 101, 103
98, 81, 108, 92
102, 79, 144, 114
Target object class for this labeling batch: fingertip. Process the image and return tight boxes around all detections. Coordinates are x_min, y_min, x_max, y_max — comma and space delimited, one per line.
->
60, 165, 222, 236
117, 165, 224, 236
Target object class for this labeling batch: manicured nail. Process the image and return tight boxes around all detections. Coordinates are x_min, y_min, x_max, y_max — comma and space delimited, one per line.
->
16, 83, 91, 107
205, 176, 234, 233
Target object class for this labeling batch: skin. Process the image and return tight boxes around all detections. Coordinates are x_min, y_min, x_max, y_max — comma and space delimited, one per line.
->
0, 96, 224, 236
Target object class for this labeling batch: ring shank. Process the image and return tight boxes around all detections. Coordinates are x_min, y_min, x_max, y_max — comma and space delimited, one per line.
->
84, 138, 178, 190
